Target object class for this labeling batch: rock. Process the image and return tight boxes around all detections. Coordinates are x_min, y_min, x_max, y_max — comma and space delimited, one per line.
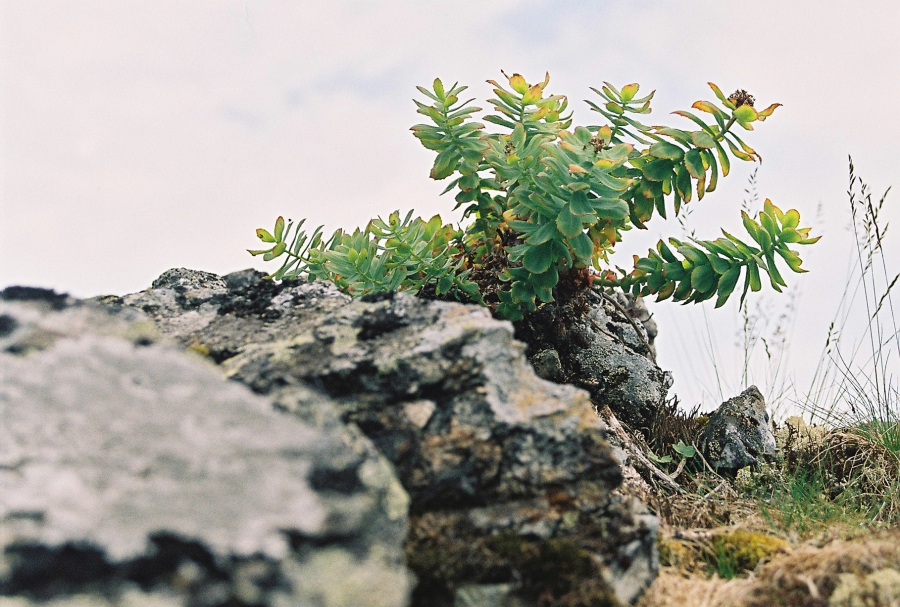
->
775, 415, 828, 452
517, 289, 671, 435
453, 584, 522, 607
118, 268, 660, 606
697, 386, 778, 477
830, 568, 900, 607
619, 293, 658, 358
0, 287, 411, 607
529, 349, 563, 382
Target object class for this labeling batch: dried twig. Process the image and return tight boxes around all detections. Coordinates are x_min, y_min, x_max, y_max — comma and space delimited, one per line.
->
671, 456, 688, 481
601, 406, 684, 493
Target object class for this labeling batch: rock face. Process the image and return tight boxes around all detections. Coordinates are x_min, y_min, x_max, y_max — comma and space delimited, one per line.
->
697, 386, 778, 477
516, 289, 671, 436
110, 268, 660, 606
0, 287, 411, 607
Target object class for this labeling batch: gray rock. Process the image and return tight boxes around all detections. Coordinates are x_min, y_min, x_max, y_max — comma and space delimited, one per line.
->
118, 268, 659, 606
519, 289, 671, 435
698, 385, 778, 477
620, 293, 658, 358
530, 349, 563, 382
454, 584, 522, 607
0, 288, 411, 607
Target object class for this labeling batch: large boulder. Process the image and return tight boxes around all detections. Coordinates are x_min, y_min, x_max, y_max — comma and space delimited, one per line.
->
516, 289, 671, 436
697, 385, 778, 478
112, 268, 660, 606
0, 287, 411, 607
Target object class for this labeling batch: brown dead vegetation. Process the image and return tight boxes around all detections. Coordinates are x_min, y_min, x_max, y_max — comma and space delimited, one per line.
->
630, 409, 900, 607
640, 532, 900, 607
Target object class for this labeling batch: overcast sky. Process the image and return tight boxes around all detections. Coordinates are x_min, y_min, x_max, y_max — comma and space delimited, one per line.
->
2, 1, 898, 411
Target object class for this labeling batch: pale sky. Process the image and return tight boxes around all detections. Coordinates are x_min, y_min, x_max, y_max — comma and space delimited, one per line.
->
2, 1, 898, 411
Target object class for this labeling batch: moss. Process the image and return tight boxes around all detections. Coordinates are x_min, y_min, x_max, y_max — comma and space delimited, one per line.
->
707, 530, 787, 579
406, 514, 620, 607
658, 537, 701, 570
187, 342, 210, 357
658, 530, 788, 579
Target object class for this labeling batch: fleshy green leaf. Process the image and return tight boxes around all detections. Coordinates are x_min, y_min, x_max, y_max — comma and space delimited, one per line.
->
570, 232, 594, 261
649, 141, 685, 161
592, 197, 629, 220
734, 105, 758, 126
748, 262, 762, 291
672, 442, 696, 458
684, 149, 705, 179
525, 222, 560, 245
511, 122, 526, 149
642, 158, 675, 182
691, 131, 716, 149
715, 266, 741, 307
523, 242, 555, 273
708, 82, 735, 109
647, 451, 673, 464
569, 190, 595, 216
620, 83, 640, 103
781, 209, 800, 229
531, 264, 559, 288
433, 78, 445, 98
507, 73, 528, 94
691, 264, 716, 293
556, 205, 584, 238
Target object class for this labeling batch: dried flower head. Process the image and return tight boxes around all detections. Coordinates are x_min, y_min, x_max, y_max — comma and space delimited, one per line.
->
728, 89, 755, 108
587, 136, 606, 153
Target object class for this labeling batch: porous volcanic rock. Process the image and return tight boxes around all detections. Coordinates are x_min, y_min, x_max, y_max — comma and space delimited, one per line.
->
516, 288, 671, 436
0, 287, 411, 607
697, 385, 778, 478
114, 268, 660, 606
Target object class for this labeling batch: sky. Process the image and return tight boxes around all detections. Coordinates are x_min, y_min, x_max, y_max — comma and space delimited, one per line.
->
2, 1, 899, 412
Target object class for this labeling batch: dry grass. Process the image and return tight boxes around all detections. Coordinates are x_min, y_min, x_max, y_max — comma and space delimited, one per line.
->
646, 471, 762, 530
640, 532, 900, 607
634, 413, 900, 605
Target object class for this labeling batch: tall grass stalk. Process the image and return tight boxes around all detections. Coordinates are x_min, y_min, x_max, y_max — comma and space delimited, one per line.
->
802, 158, 900, 455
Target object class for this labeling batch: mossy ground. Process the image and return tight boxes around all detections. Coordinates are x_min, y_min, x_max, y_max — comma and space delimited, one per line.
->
637, 415, 900, 607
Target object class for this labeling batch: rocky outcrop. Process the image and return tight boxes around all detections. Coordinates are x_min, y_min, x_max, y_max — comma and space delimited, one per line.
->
109, 268, 660, 606
697, 386, 778, 478
0, 287, 411, 607
516, 289, 671, 436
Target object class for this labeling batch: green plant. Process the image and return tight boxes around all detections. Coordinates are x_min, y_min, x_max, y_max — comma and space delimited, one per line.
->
251, 72, 819, 320
250, 212, 481, 300
750, 459, 900, 538
706, 530, 787, 579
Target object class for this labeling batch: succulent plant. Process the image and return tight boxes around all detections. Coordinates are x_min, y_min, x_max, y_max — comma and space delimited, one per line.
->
251, 71, 819, 320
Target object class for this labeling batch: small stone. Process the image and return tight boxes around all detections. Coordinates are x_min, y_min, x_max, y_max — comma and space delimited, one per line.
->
698, 386, 777, 477
530, 348, 563, 381
403, 400, 436, 429
830, 568, 900, 607
454, 584, 522, 607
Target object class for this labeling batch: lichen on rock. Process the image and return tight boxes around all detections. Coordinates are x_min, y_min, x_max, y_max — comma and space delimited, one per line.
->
0, 287, 411, 607
114, 267, 661, 606
698, 386, 778, 477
